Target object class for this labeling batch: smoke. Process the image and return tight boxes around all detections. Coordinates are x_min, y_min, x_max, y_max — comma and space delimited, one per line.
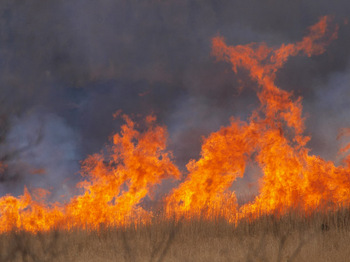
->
0, 0, 349, 198
0, 109, 80, 199
305, 63, 350, 161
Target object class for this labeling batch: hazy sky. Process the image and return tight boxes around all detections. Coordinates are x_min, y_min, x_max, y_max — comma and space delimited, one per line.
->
0, 0, 349, 198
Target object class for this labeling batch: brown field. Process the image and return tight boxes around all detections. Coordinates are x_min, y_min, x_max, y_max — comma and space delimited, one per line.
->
1, 208, 350, 262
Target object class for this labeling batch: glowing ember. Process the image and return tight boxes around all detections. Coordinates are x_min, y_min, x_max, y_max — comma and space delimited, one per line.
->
0, 16, 348, 232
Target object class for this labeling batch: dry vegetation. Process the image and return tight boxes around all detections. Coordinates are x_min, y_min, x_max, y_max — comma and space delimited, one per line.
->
1, 208, 350, 262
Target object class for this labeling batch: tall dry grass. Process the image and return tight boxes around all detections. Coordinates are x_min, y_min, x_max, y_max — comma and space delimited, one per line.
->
1, 207, 350, 262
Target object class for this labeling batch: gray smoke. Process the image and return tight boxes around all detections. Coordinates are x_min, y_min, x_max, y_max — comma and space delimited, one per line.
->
0, 0, 349, 198
0, 109, 80, 199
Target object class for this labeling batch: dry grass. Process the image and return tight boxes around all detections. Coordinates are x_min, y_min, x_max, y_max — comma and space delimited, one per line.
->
1, 208, 350, 262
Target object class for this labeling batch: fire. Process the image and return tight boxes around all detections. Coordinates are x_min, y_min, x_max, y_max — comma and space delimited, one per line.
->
0, 115, 180, 232
0, 188, 63, 232
166, 15, 349, 220
213, 16, 350, 218
65, 114, 180, 229
0, 16, 349, 232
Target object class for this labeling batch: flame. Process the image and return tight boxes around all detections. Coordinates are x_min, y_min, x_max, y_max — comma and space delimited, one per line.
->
166, 15, 350, 220
0, 16, 349, 232
65, 114, 180, 229
0, 115, 180, 232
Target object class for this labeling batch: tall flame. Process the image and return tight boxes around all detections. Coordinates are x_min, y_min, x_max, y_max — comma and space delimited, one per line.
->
0, 16, 349, 232
65, 115, 180, 229
166, 16, 349, 220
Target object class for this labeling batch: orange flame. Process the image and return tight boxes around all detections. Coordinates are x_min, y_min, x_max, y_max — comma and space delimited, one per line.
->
65, 115, 180, 229
167, 15, 350, 220
0, 115, 180, 232
0, 16, 348, 232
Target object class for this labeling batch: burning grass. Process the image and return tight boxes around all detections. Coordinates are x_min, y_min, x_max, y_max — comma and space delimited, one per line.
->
0, 16, 349, 234
1, 207, 350, 262
0, 17, 348, 262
